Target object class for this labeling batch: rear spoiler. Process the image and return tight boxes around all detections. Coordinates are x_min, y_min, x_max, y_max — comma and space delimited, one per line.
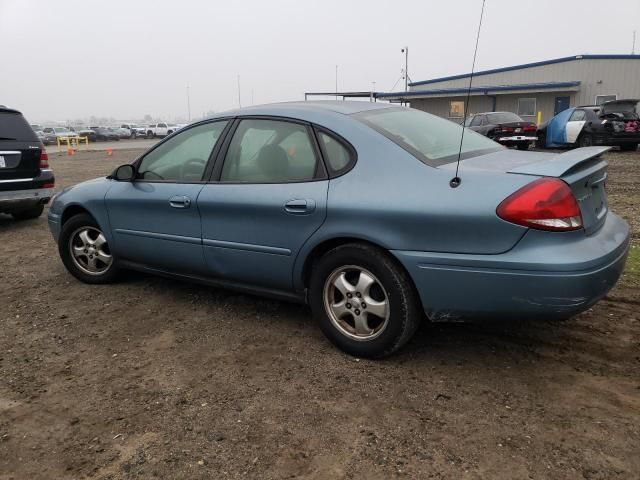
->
508, 146, 610, 177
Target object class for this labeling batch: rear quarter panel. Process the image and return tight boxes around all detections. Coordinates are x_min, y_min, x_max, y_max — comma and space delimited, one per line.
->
292, 116, 535, 289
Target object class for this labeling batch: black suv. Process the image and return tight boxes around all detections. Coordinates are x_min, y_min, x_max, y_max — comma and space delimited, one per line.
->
0, 107, 55, 220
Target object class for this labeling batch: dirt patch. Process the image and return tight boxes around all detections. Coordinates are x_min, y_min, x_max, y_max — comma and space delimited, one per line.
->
1, 148, 639, 479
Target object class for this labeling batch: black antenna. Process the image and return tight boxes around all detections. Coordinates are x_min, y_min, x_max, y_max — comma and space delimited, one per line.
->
450, 0, 487, 189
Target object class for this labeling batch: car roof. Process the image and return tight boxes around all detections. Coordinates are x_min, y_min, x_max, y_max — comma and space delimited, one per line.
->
0, 106, 22, 114
205, 101, 395, 122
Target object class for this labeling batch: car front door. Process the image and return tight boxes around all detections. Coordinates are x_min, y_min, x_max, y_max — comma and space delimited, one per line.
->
105, 120, 229, 274
566, 109, 587, 143
198, 118, 329, 292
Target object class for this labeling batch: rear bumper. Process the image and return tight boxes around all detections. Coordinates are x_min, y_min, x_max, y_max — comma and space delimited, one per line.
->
392, 213, 630, 320
0, 187, 55, 212
497, 136, 537, 142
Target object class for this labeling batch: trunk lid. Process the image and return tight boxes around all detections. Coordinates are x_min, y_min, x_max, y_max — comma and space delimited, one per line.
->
441, 147, 610, 234
599, 99, 638, 116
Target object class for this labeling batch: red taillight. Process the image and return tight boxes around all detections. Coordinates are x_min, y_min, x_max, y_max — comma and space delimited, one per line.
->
497, 178, 583, 231
42, 182, 55, 189
39, 150, 49, 169
523, 123, 537, 132
499, 126, 514, 134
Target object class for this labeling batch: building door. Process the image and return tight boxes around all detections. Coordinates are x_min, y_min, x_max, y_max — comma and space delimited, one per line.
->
554, 96, 570, 115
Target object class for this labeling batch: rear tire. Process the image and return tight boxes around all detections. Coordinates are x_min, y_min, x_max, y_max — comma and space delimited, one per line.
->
309, 243, 422, 359
535, 132, 546, 149
58, 213, 120, 284
577, 133, 594, 148
516, 142, 530, 151
11, 204, 44, 220
620, 144, 638, 152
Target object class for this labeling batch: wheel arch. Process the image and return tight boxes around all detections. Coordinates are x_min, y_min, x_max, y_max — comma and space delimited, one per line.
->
60, 204, 92, 226
297, 236, 420, 305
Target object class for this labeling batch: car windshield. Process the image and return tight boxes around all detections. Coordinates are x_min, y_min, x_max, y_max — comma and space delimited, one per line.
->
487, 112, 523, 124
355, 107, 502, 166
54, 127, 70, 133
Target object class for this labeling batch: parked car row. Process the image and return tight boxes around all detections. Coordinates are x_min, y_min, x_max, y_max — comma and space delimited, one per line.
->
465, 99, 640, 151
29, 122, 186, 145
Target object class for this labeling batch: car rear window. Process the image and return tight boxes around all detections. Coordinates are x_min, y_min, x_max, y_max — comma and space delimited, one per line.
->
0, 111, 39, 142
487, 112, 523, 124
354, 107, 502, 167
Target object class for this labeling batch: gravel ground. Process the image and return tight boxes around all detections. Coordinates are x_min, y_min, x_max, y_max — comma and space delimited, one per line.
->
1, 147, 638, 479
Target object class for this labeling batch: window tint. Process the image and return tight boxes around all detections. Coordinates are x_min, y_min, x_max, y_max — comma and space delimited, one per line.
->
221, 119, 318, 183
517, 98, 536, 117
487, 112, 523, 124
569, 109, 586, 122
0, 112, 38, 141
355, 107, 502, 167
138, 121, 227, 182
318, 131, 351, 172
469, 116, 482, 127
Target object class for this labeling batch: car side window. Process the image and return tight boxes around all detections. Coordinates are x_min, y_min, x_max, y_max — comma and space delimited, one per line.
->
221, 119, 318, 183
469, 116, 482, 127
569, 110, 586, 122
137, 121, 227, 182
318, 131, 352, 173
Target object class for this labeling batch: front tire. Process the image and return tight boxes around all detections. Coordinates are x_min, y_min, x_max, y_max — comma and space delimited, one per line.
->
58, 213, 119, 284
309, 243, 422, 358
620, 143, 638, 152
11, 204, 44, 220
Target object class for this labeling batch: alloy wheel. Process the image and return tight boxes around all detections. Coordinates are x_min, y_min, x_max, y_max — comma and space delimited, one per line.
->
69, 226, 113, 275
323, 265, 390, 341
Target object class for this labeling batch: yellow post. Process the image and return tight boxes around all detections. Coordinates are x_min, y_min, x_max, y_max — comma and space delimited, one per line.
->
536, 111, 542, 126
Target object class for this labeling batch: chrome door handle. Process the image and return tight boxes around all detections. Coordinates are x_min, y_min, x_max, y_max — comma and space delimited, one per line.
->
169, 195, 191, 208
284, 199, 316, 214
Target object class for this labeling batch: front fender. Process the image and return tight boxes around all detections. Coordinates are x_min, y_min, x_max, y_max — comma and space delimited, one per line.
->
49, 177, 114, 245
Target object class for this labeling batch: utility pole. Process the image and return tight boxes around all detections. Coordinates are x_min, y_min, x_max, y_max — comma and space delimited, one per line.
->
237, 75, 241, 108
335, 65, 338, 100
186, 85, 191, 121
401, 46, 409, 92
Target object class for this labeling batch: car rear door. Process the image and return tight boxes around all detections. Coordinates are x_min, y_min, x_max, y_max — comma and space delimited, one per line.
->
566, 109, 587, 143
0, 109, 43, 189
198, 117, 329, 291
105, 120, 229, 274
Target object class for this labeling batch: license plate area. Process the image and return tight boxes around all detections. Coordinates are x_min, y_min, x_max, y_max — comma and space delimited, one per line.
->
0, 151, 22, 169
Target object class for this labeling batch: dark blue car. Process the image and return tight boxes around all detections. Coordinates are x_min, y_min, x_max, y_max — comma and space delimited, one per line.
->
48, 102, 630, 358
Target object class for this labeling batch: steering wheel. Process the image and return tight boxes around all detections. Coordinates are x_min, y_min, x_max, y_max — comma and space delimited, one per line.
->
180, 158, 206, 180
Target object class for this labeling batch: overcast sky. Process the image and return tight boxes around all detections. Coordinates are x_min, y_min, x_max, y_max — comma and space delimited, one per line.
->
1, 0, 639, 123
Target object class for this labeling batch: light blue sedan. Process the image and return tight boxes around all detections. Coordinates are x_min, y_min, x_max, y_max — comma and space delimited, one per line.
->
48, 102, 630, 358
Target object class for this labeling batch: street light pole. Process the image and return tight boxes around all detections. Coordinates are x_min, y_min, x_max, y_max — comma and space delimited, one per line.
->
402, 46, 409, 92
335, 65, 338, 100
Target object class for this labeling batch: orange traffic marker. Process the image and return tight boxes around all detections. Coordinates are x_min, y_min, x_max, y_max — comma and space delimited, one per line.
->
106, 148, 113, 156
67, 147, 75, 156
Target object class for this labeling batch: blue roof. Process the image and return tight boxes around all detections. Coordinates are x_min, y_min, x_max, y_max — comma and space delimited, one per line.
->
377, 81, 581, 99
409, 54, 640, 87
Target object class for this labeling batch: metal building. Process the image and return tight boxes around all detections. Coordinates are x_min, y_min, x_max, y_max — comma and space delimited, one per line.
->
377, 54, 640, 124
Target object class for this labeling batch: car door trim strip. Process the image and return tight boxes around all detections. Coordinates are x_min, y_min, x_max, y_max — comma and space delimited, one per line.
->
202, 238, 291, 256
115, 228, 201, 245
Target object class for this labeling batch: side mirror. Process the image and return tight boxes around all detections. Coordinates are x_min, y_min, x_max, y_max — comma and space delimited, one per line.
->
113, 164, 136, 181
